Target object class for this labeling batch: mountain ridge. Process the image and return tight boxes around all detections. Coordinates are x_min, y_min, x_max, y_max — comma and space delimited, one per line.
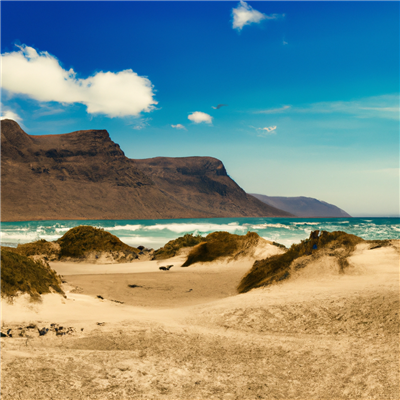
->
1, 119, 292, 221
250, 193, 351, 218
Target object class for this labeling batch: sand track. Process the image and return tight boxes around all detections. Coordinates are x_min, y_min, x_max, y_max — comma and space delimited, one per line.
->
1, 243, 399, 399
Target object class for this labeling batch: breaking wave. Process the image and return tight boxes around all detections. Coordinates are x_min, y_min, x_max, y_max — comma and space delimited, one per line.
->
1, 217, 398, 249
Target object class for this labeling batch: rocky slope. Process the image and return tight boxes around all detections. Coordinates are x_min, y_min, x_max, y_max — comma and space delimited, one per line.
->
1, 120, 291, 221
250, 193, 351, 217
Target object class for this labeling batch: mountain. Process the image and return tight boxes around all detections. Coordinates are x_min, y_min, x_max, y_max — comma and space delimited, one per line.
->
0, 120, 291, 221
250, 193, 351, 218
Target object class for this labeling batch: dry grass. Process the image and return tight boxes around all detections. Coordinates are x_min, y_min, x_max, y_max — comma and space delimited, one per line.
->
182, 231, 261, 267
3, 239, 60, 259
56, 226, 139, 259
1, 249, 64, 299
153, 233, 205, 260
238, 230, 364, 293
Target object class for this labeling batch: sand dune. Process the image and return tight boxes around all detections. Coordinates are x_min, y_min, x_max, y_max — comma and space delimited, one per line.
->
1, 242, 399, 399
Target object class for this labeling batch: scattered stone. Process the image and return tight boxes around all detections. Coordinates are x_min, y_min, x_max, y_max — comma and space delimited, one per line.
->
128, 284, 142, 288
26, 323, 37, 329
97, 322, 105, 326
97, 295, 104, 300
1, 332, 7, 337
111, 299, 124, 304
137, 246, 145, 251
39, 328, 49, 336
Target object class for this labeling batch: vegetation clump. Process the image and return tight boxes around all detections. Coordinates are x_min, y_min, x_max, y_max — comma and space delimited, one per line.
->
237, 230, 364, 293
182, 231, 261, 267
56, 226, 139, 259
1, 249, 64, 299
153, 233, 206, 260
6, 239, 60, 259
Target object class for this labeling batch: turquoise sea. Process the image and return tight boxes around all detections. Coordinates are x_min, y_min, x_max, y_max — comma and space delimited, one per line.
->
1, 217, 399, 250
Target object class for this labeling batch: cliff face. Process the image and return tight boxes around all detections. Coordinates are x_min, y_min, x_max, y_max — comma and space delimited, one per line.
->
250, 193, 351, 218
1, 120, 291, 221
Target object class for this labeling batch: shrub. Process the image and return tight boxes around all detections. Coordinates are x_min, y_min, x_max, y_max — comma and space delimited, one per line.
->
56, 226, 139, 258
237, 230, 364, 293
182, 231, 261, 267
153, 233, 206, 260
1, 249, 64, 299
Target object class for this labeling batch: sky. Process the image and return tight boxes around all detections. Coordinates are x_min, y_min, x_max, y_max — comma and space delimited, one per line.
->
1, 1, 399, 217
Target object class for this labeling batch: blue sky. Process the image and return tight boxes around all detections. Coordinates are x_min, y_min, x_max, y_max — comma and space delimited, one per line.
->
1, 1, 399, 216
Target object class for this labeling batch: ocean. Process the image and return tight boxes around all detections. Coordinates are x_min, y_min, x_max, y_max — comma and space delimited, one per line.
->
1, 217, 399, 250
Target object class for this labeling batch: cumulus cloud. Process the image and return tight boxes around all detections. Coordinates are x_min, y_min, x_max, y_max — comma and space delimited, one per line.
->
188, 111, 213, 124
0, 108, 22, 123
232, 1, 283, 31
1, 44, 157, 118
171, 124, 187, 130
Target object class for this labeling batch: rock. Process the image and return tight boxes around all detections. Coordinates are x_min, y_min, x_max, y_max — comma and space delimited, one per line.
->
159, 265, 173, 271
1, 332, 7, 337
137, 246, 145, 251
97, 295, 104, 300
39, 327, 49, 336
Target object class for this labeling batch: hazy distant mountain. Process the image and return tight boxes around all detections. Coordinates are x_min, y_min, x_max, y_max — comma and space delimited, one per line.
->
250, 194, 351, 218
1, 120, 292, 221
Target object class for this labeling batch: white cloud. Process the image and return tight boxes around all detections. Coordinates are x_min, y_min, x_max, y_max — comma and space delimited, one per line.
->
171, 124, 187, 130
232, 1, 283, 31
296, 94, 399, 120
130, 118, 151, 130
1, 44, 157, 118
255, 105, 291, 114
0, 108, 22, 123
251, 125, 277, 137
253, 95, 399, 120
188, 111, 213, 124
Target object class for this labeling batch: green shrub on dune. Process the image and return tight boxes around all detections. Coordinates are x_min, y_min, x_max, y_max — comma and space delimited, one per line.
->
237, 230, 364, 293
153, 233, 206, 260
1, 249, 64, 299
182, 231, 261, 267
56, 226, 139, 258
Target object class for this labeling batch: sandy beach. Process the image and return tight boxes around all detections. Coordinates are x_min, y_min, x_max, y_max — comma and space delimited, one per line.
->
1, 242, 399, 399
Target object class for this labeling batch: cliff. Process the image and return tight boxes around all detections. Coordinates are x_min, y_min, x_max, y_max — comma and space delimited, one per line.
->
1, 120, 291, 221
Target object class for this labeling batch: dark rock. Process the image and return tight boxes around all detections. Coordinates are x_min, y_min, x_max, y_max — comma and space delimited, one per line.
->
1, 332, 7, 337
137, 246, 145, 251
128, 284, 142, 288
39, 328, 49, 336
97, 295, 104, 300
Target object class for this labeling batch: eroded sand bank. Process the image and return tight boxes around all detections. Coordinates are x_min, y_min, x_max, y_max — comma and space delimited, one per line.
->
1, 243, 399, 400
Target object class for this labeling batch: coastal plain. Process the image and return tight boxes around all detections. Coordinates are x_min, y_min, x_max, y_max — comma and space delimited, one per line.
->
1, 241, 399, 400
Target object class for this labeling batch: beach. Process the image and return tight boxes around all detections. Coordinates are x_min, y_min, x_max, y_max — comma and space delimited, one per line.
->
1, 240, 399, 400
